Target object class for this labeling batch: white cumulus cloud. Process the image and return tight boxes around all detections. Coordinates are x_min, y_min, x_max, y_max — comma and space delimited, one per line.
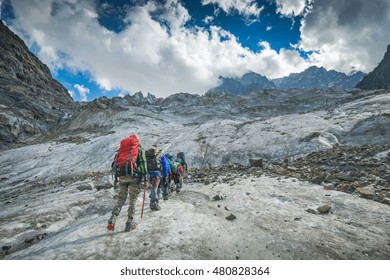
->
298, 0, 390, 74
74, 84, 90, 102
6, 0, 310, 98
203, 15, 214, 24
201, 0, 264, 23
275, 0, 309, 17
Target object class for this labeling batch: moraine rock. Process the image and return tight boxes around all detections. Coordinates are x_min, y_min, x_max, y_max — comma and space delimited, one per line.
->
317, 204, 332, 214
226, 213, 237, 221
356, 186, 376, 199
249, 158, 263, 167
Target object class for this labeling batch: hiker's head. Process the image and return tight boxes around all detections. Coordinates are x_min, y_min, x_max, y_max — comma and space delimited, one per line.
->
149, 146, 161, 154
129, 133, 140, 142
166, 153, 172, 159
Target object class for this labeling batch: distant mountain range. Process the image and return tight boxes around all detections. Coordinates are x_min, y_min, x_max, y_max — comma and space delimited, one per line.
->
208, 67, 366, 95
273, 66, 366, 90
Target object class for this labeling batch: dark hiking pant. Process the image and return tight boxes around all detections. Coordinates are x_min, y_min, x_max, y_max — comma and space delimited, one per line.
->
149, 174, 160, 203
161, 176, 170, 196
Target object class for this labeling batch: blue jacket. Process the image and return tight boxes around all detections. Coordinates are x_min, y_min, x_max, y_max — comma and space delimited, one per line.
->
160, 154, 170, 177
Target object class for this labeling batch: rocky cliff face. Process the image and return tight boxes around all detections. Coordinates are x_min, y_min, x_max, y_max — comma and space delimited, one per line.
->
357, 44, 390, 90
0, 20, 74, 149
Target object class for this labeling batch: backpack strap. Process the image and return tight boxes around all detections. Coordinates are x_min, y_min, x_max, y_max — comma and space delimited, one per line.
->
125, 150, 133, 176
112, 152, 120, 179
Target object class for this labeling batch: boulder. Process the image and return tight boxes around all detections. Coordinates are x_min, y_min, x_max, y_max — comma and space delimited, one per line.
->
317, 204, 332, 214
357, 186, 376, 199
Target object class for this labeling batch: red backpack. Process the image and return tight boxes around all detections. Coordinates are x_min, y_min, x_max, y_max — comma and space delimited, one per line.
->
116, 135, 139, 166
112, 134, 140, 178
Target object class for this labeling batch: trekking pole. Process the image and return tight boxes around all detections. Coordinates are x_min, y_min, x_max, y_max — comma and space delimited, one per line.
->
141, 181, 148, 218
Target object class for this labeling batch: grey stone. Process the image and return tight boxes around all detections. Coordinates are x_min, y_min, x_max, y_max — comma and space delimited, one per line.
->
317, 205, 331, 214
76, 184, 93, 191
306, 208, 317, 214
226, 213, 237, 221
357, 186, 376, 199
249, 158, 263, 167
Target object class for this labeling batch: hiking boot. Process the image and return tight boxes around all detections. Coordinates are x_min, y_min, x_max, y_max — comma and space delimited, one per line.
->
150, 202, 161, 211
107, 215, 116, 231
163, 195, 168, 200
124, 219, 137, 232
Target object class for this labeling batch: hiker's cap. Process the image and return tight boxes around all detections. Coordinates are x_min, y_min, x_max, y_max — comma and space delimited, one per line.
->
130, 133, 140, 141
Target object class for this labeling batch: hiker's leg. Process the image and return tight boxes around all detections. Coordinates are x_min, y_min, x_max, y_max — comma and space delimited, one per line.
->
112, 181, 128, 216
149, 176, 158, 203
149, 176, 161, 210
127, 178, 141, 220
179, 173, 184, 188
157, 179, 162, 200
162, 176, 168, 196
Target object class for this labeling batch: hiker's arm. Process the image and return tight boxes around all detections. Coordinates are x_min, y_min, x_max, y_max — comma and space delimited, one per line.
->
161, 156, 169, 177
137, 148, 148, 173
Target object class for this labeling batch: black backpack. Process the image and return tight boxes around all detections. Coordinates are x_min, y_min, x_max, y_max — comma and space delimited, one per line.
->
177, 152, 185, 162
145, 147, 161, 171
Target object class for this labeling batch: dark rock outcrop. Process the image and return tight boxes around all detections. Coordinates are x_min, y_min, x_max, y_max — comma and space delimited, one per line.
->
0, 20, 74, 149
357, 44, 390, 90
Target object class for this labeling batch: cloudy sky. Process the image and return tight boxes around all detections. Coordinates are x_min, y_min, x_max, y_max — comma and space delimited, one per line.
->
1, 0, 390, 101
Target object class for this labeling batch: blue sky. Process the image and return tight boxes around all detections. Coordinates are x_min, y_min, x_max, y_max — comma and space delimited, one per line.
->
1, 0, 390, 101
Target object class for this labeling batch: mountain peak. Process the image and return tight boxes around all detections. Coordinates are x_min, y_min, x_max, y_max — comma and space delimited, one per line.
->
306, 66, 326, 72
208, 72, 276, 95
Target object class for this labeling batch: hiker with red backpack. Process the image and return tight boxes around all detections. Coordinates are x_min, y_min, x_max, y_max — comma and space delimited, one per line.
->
174, 158, 184, 192
174, 152, 187, 192
108, 133, 148, 232
176, 152, 188, 172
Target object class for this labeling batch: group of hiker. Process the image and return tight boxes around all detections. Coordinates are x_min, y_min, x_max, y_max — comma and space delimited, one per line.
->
107, 133, 188, 232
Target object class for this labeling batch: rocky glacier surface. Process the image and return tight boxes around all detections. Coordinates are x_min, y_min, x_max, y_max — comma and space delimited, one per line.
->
0, 88, 389, 260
